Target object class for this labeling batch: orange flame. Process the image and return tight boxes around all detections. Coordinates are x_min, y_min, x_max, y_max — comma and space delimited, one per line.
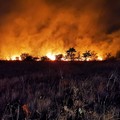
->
6, 55, 22, 61
46, 52, 56, 61
97, 56, 103, 61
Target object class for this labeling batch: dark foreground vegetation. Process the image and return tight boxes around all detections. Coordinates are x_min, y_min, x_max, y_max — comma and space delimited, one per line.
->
0, 61, 120, 120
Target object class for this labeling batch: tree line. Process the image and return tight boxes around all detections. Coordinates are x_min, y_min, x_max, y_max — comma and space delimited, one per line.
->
19, 48, 120, 61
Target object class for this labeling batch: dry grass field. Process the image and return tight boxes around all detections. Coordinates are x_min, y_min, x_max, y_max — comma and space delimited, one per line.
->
0, 61, 120, 120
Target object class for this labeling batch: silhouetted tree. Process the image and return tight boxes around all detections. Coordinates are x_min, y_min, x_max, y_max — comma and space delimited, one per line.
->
82, 50, 92, 61
20, 53, 29, 61
55, 54, 63, 61
66, 47, 76, 61
105, 53, 111, 60
41, 56, 49, 61
24, 55, 34, 61
20, 53, 37, 61
104, 53, 116, 61
91, 51, 98, 61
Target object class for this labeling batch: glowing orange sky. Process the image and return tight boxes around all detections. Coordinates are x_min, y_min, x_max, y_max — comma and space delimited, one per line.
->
0, 0, 120, 59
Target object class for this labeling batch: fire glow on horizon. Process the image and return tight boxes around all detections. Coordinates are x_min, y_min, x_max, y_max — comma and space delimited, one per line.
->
4, 52, 104, 61
6, 55, 22, 61
46, 52, 56, 61
0, 0, 120, 59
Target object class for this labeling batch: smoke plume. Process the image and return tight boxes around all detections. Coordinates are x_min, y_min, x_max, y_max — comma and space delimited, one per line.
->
0, 0, 120, 59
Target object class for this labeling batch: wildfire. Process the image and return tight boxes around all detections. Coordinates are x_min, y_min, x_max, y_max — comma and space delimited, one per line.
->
7, 55, 22, 61
3, 51, 104, 62
97, 56, 103, 61
86, 58, 91, 61
46, 53, 56, 61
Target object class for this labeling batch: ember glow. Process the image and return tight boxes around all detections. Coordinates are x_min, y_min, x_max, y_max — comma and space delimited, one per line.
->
0, 0, 120, 59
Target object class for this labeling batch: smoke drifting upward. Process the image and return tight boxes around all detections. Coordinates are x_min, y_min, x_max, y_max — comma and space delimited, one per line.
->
0, 0, 120, 59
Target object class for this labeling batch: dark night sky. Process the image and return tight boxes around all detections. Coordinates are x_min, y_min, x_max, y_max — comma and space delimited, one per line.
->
0, 0, 120, 58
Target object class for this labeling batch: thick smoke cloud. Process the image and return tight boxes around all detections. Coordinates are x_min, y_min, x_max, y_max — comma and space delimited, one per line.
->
0, 0, 120, 59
